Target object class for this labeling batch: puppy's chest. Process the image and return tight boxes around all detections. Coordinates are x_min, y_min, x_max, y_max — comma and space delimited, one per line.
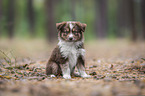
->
59, 43, 85, 68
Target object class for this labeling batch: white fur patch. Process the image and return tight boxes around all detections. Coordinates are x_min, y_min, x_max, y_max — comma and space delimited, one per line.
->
78, 70, 91, 78
50, 74, 56, 78
62, 67, 71, 79
68, 33, 73, 38
58, 38, 85, 72
68, 22, 74, 30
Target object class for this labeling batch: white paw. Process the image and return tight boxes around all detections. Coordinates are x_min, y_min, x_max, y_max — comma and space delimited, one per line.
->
50, 74, 56, 78
81, 74, 91, 78
63, 75, 71, 79
74, 72, 81, 77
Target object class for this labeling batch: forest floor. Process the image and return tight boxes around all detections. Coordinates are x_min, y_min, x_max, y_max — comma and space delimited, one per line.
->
0, 39, 145, 96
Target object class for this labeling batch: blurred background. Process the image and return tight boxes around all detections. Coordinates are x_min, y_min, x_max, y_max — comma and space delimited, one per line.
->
1, 1, 145, 95
0, 0, 145, 42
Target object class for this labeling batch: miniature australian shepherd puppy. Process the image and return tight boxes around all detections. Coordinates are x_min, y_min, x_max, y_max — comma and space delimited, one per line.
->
46, 21, 91, 79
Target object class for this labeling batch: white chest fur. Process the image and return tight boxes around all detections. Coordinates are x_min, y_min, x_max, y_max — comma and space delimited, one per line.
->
58, 40, 85, 71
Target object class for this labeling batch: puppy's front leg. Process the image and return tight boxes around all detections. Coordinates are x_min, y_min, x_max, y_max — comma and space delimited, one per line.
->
60, 62, 71, 79
77, 56, 91, 78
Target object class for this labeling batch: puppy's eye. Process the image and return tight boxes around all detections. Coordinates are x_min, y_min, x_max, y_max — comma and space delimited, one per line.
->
62, 31, 69, 36
73, 31, 78, 35
63, 32, 67, 36
73, 31, 77, 33
64, 30, 69, 33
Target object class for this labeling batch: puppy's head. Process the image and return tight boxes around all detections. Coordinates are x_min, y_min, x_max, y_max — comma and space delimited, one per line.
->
56, 21, 87, 42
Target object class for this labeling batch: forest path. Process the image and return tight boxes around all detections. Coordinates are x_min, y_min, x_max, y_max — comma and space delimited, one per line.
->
0, 39, 145, 96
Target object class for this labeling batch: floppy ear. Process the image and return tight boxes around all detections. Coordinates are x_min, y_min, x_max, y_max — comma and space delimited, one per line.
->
56, 22, 66, 31
80, 23, 87, 32
76, 22, 87, 32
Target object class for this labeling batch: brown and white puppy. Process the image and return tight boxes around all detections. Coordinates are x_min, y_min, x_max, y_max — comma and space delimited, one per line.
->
46, 21, 91, 79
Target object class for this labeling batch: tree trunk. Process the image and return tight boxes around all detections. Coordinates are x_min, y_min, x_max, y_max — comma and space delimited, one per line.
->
117, 0, 128, 37
45, 0, 56, 42
0, 0, 2, 37
118, 0, 136, 41
27, 0, 35, 35
128, 0, 136, 41
95, 0, 108, 38
7, 0, 15, 39
141, 0, 145, 40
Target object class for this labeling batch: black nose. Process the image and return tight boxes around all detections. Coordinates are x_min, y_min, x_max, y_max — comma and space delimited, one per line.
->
69, 37, 73, 41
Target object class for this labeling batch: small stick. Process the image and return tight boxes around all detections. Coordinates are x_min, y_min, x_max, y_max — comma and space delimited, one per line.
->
0, 50, 12, 66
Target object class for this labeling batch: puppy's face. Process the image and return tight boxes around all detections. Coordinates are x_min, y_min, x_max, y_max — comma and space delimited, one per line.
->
56, 21, 86, 42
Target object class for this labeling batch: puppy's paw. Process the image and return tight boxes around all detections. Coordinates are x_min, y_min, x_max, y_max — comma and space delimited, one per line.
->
63, 75, 71, 79
50, 74, 56, 78
73, 72, 81, 77
81, 74, 92, 78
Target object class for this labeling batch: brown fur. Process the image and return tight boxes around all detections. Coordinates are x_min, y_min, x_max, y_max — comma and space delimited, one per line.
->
46, 45, 84, 76
46, 21, 90, 78
46, 46, 67, 76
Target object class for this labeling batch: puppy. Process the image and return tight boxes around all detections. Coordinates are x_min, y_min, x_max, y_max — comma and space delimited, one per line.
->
46, 21, 91, 79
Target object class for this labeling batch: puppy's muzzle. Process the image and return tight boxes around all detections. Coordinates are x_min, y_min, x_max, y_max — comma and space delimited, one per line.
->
68, 33, 74, 41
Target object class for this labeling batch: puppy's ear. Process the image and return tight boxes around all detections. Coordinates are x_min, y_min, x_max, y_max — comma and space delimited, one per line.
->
81, 23, 87, 32
56, 22, 66, 31
77, 22, 87, 32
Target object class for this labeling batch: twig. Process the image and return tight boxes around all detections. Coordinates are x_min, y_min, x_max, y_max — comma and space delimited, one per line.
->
0, 50, 12, 66
0, 59, 5, 67
10, 49, 17, 67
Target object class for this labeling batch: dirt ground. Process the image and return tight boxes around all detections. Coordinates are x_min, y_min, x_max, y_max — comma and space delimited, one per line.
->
0, 39, 145, 96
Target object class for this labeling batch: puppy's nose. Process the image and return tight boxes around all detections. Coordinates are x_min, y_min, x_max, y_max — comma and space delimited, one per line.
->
69, 37, 73, 41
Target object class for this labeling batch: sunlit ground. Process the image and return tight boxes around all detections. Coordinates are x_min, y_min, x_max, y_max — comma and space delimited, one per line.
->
0, 38, 145, 96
